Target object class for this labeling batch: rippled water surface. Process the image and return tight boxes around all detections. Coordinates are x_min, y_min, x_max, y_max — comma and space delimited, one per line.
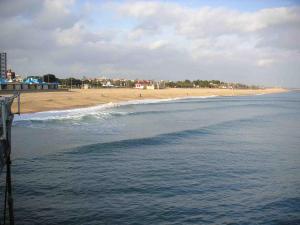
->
8, 92, 300, 224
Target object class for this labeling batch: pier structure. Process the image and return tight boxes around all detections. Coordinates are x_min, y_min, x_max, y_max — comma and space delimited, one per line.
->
0, 93, 20, 225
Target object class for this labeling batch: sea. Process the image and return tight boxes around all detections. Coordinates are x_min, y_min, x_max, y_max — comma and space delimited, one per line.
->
6, 91, 300, 224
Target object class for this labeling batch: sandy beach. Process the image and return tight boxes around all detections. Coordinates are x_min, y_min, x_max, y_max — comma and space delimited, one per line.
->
8, 88, 287, 114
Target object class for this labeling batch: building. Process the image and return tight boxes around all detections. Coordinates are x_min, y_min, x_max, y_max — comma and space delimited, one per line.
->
82, 84, 90, 89
134, 80, 151, 89
14, 74, 23, 82
146, 84, 155, 90
135, 83, 144, 89
0, 53, 7, 78
6, 69, 15, 81
102, 81, 114, 87
134, 80, 166, 89
154, 80, 166, 89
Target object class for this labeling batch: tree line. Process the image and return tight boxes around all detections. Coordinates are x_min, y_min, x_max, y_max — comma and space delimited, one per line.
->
165, 80, 259, 89
27, 74, 259, 89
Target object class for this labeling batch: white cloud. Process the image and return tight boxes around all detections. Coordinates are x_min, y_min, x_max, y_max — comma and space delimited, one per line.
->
0, 0, 299, 87
54, 23, 84, 46
257, 58, 275, 67
148, 40, 169, 50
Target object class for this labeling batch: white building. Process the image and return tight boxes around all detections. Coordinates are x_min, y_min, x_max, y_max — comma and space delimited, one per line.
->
135, 83, 145, 89
83, 84, 90, 89
146, 85, 155, 90
102, 81, 114, 87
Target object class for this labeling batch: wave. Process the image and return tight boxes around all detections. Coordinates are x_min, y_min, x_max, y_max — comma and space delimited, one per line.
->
13, 95, 218, 123
65, 116, 266, 155
66, 127, 213, 155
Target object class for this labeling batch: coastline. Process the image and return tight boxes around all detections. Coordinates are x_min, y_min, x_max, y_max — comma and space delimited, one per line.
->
10, 87, 288, 114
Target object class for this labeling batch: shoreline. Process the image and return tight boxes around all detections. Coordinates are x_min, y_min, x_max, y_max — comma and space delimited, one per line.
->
10, 88, 288, 114
16, 95, 219, 118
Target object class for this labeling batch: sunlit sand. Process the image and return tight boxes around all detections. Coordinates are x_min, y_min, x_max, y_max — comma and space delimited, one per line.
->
10, 88, 288, 113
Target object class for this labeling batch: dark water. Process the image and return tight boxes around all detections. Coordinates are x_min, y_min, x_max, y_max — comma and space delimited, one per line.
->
6, 92, 300, 224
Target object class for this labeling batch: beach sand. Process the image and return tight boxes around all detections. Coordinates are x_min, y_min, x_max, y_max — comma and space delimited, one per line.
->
9, 88, 287, 113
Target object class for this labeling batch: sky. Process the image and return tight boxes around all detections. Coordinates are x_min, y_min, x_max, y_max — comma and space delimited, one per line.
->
0, 0, 299, 87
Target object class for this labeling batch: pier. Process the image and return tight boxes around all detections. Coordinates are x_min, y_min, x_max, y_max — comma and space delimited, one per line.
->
0, 93, 20, 225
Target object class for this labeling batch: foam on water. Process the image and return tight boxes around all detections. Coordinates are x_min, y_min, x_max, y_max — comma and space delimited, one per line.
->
14, 95, 218, 123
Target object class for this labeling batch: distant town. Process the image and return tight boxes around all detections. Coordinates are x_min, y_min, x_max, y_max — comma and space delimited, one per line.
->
0, 52, 259, 92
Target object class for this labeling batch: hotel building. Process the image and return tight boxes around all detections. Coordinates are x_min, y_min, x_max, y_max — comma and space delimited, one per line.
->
0, 52, 7, 78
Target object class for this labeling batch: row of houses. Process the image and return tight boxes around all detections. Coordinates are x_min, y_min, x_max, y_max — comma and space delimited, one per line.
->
0, 83, 58, 91
0, 72, 167, 91
80, 78, 166, 89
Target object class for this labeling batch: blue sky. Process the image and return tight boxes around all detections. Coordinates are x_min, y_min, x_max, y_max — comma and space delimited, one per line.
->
169, 0, 298, 11
0, 0, 300, 87
82, 0, 299, 11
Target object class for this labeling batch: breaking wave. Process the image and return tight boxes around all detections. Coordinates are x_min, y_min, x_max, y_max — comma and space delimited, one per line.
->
13, 95, 218, 123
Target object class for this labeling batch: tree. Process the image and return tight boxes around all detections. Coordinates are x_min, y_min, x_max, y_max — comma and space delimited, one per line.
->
43, 74, 58, 83
165, 81, 176, 88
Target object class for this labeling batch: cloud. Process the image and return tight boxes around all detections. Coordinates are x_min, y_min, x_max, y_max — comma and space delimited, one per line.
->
0, 0, 43, 18
148, 40, 169, 50
33, 0, 78, 29
54, 22, 112, 46
257, 58, 275, 67
0, 0, 299, 87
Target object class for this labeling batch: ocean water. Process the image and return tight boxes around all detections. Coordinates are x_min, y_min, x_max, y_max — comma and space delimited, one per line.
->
6, 92, 300, 224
